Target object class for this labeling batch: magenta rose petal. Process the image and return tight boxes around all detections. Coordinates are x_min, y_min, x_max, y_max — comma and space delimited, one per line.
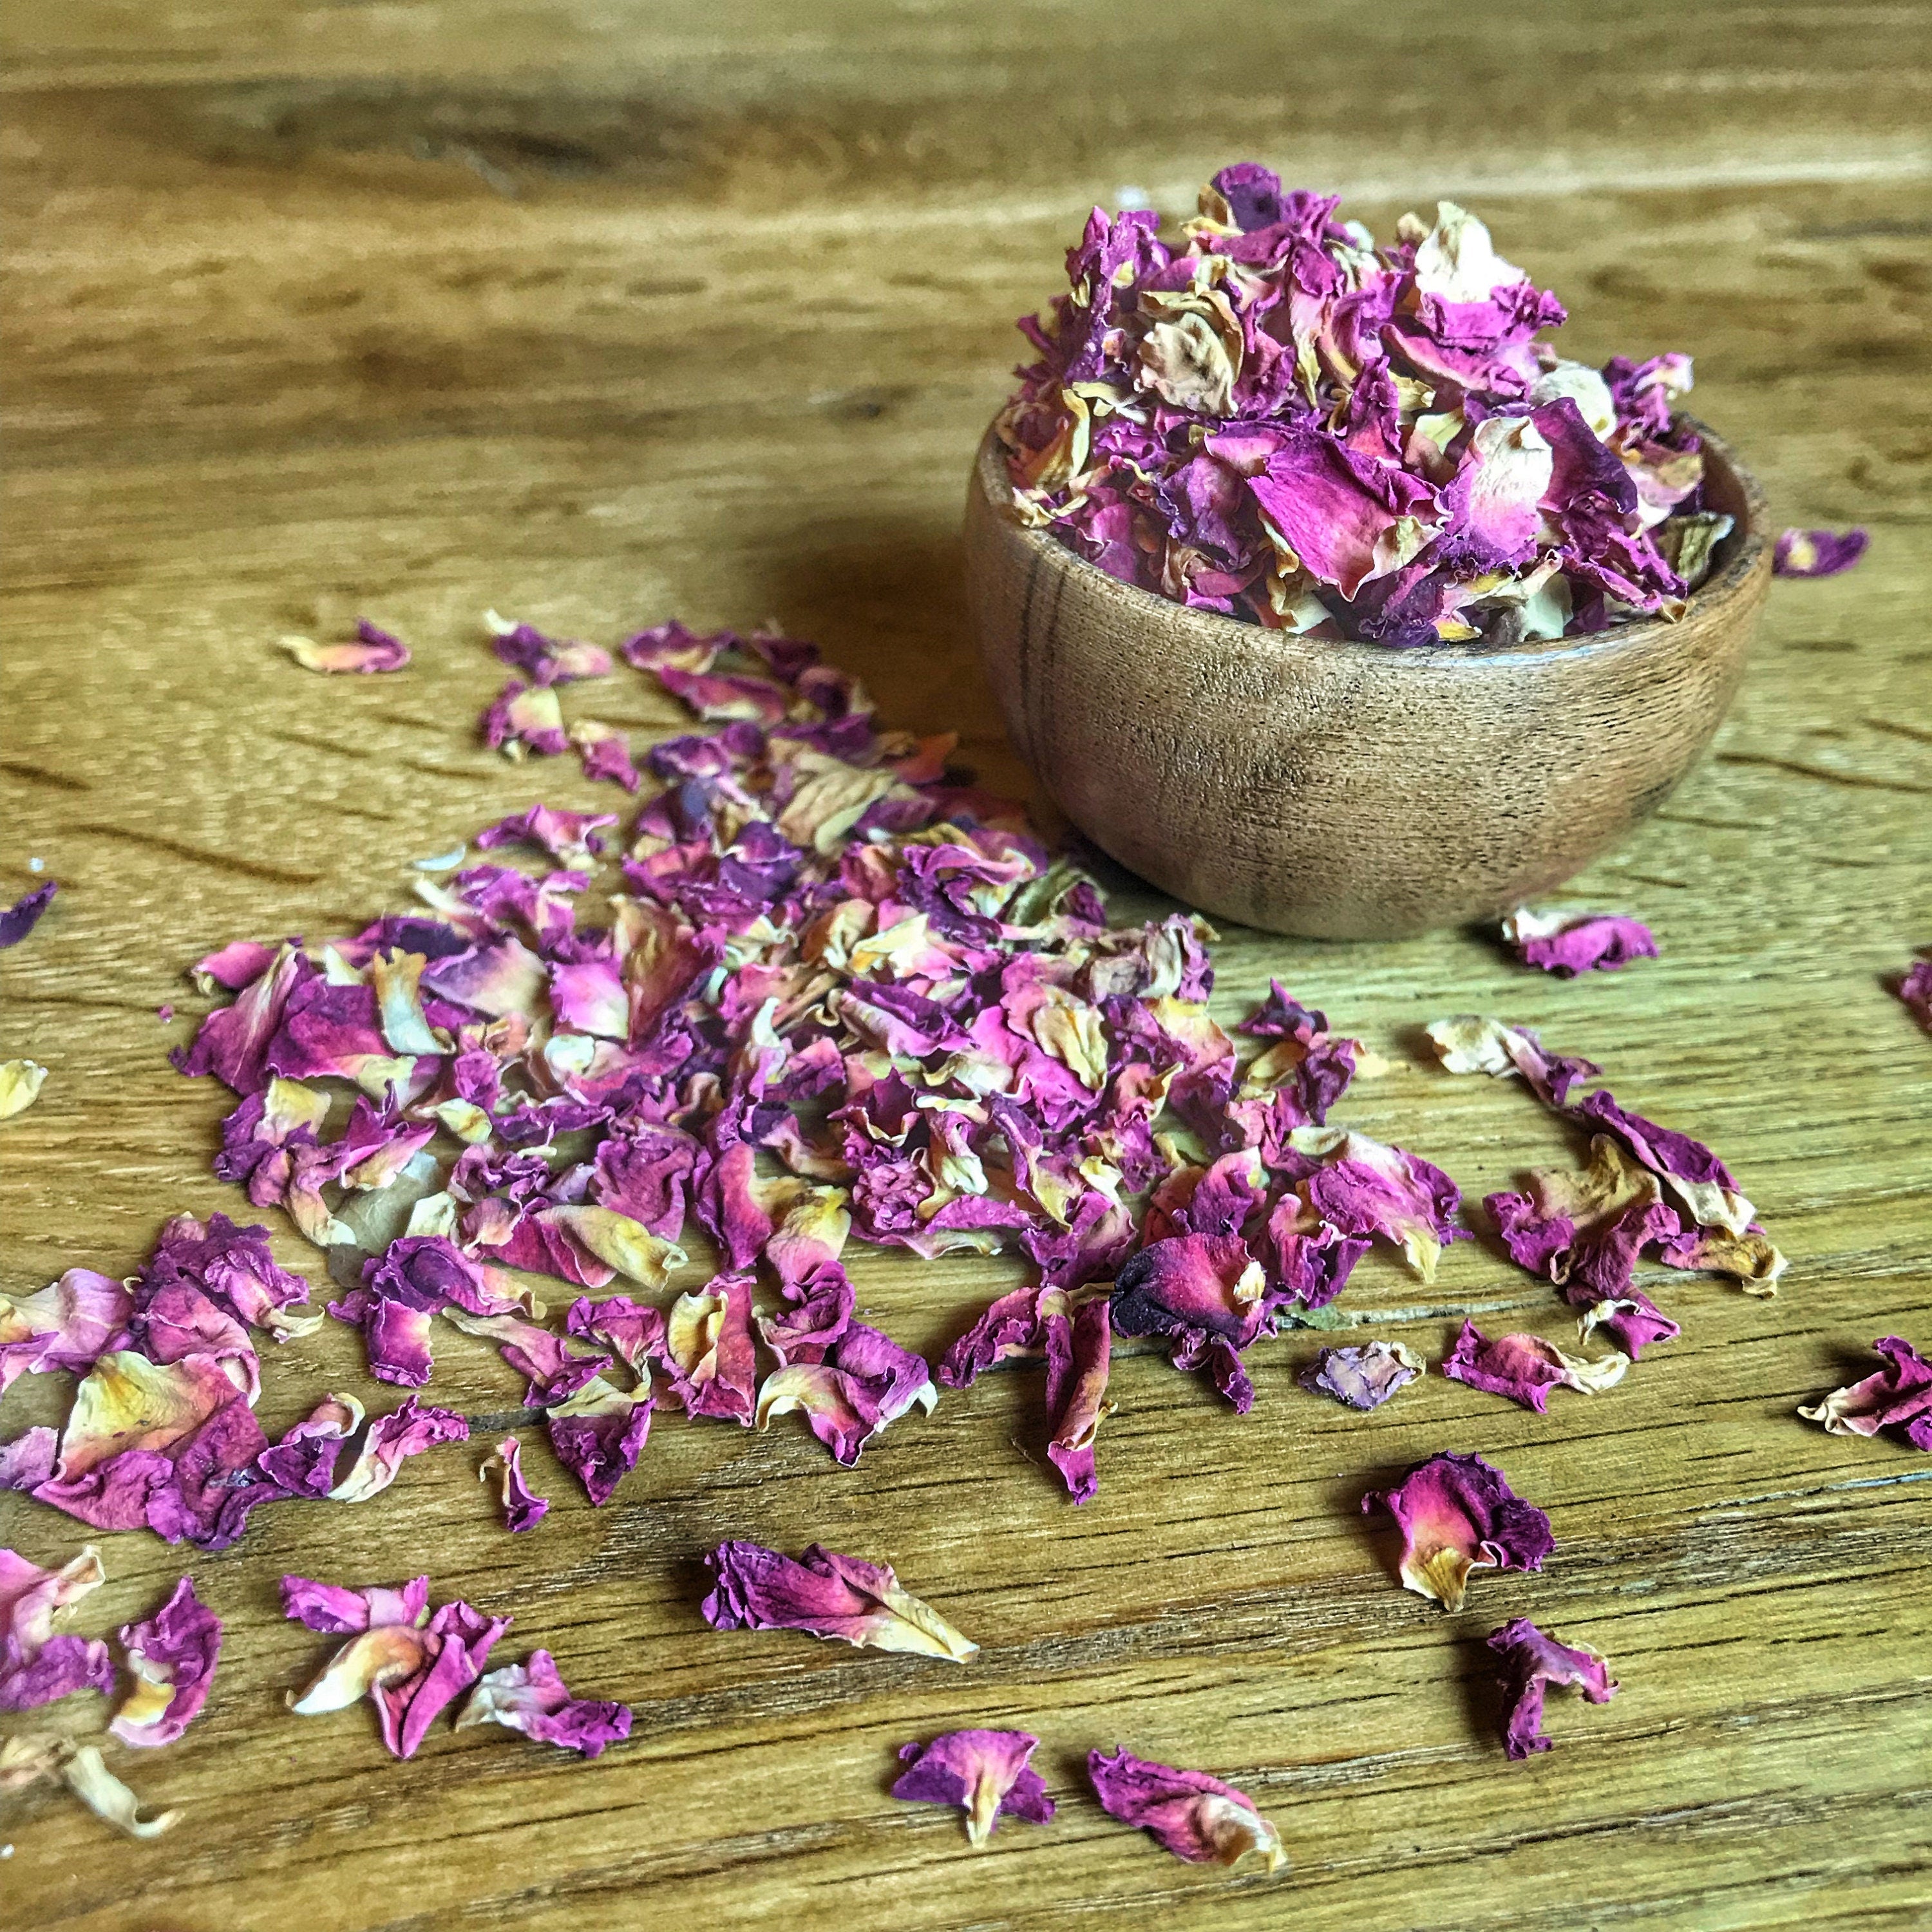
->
0, 880, 57, 948
700, 1541, 977, 1661
892, 1729, 1054, 1845
1086, 1745, 1285, 1872
480, 1435, 550, 1532
1441, 1319, 1628, 1412
110, 1577, 223, 1748
283, 1573, 509, 1759
1896, 957, 1932, 1034
1799, 1338, 1932, 1450
281, 618, 411, 674
1361, 1451, 1554, 1611
1487, 1617, 1618, 1758
1502, 908, 1659, 976
1577, 1293, 1680, 1360
1772, 527, 1868, 578
456, 1649, 630, 1756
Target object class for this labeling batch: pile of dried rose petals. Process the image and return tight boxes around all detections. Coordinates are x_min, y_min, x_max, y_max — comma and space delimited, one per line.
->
998, 164, 1730, 646
56, 619, 1524, 1528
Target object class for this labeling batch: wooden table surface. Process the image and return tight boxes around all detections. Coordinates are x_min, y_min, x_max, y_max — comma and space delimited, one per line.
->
3, 5, 1930, 1927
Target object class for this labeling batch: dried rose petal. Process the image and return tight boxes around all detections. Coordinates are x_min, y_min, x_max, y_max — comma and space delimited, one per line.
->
1425, 1015, 1599, 1107
545, 1376, 652, 1506
1086, 1745, 1285, 1872
456, 1649, 630, 1756
32, 1350, 270, 1549
1, 1269, 135, 1391
110, 1576, 222, 1748
0, 1057, 48, 1119
283, 1573, 509, 1760
700, 1541, 977, 1661
1441, 1319, 1627, 1412
1798, 1337, 1932, 1450
0, 1545, 115, 1712
281, 618, 410, 674
486, 611, 614, 685
1108, 1233, 1268, 1412
480, 1435, 549, 1533
1899, 957, 1932, 1033
1502, 907, 1658, 976
1045, 1294, 1112, 1503
1289, 1127, 1468, 1282
1300, 1339, 1422, 1411
1578, 1292, 1680, 1359
664, 1272, 757, 1424
1772, 527, 1868, 578
755, 1321, 936, 1467
893, 1729, 1055, 1844
327, 1396, 469, 1504
0, 880, 56, 947
1486, 1135, 1679, 1305
5, 1738, 180, 1838
1361, 1451, 1553, 1610
1487, 1617, 1618, 1758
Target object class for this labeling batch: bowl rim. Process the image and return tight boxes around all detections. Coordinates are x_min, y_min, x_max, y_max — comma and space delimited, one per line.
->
972, 411, 1769, 671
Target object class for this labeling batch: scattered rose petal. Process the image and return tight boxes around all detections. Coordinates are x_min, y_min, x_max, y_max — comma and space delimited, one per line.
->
0, 881, 57, 947
700, 1541, 978, 1661
281, 620, 411, 674
1502, 907, 1658, 976
892, 1729, 1054, 1845
1896, 956, 1931, 1034
1486, 1134, 1678, 1305
0, 1546, 115, 1712
1772, 527, 1868, 578
755, 1321, 936, 1466
1086, 1745, 1285, 1872
1488, 1617, 1618, 1758
1798, 1338, 1932, 1450
1578, 1293, 1680, 1359
327, 1396, 469, 1504
1441, 1319, 1628, 1412
1300, 1339, 1422, 1410
480, 1435, 549, 1532
28, 1739, 180, 1837
1361, 1451, 1553, 1610
109, 1577, 222, 1748
1288, 1126, 1468, 1282
545, 1376, 652, 1506
0, 1059, 48, 1120
455, 1648, 630, 1756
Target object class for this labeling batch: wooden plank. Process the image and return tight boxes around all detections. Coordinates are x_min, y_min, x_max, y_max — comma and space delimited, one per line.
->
3, 5, 1929, 1926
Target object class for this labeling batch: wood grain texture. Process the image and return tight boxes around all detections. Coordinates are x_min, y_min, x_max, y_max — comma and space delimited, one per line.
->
967, 422, 1771, 938
2, 4, 1929, 1929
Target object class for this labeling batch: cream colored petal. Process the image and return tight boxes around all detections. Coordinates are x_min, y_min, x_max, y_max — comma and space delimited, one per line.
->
547, 1205, 686, 1290
0, 1059, 48, 1121
287, 1624, 426, 1715
62, 1745, 180, 1839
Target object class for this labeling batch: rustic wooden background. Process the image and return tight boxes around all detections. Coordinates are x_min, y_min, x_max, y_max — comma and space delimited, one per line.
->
3, 4, 1929, 1927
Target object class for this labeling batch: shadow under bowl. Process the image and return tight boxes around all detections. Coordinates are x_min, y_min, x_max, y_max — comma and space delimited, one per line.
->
963, 417, 1770, 940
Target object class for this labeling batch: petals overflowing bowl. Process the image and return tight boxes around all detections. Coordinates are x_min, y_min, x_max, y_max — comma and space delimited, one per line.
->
961, 173, 1772, 938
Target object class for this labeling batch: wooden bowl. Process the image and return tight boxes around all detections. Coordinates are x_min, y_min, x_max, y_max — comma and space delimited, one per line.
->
963, 417, 1770, 939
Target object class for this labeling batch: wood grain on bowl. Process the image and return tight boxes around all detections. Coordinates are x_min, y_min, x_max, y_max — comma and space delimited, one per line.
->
965, 421, 1770, 939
